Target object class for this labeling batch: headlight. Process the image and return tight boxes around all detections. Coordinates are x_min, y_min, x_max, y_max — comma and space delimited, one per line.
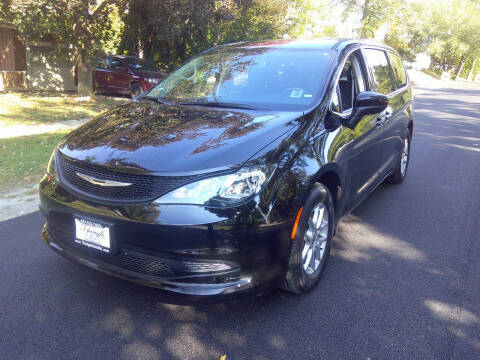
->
147, 78, 158, 84
155, 165, 274, 207
46, 149, 59, 182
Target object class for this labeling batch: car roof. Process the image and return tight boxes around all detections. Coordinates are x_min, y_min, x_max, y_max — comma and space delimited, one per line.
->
113, 55, 141, 61
220, 38, 396, 53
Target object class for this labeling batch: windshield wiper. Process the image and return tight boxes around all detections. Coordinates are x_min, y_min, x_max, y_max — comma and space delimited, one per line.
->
141, 96, 174, 105
179, 101, 255, 110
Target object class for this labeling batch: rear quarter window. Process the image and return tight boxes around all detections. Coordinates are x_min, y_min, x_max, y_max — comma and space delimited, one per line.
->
387, 52, 407, 88
363, 48, 395, 95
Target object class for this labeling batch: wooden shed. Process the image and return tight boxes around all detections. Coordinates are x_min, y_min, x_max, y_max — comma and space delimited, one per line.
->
1, 23, 76, 92
0, 23, 27, 90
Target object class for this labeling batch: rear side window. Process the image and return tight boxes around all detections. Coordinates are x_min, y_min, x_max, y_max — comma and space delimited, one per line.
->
388, 52, 407, 88
363, 49, 395, 95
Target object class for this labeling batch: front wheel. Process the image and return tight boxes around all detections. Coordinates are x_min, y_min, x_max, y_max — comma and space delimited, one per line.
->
284, 183, 335, 294
388, 128, 411, 184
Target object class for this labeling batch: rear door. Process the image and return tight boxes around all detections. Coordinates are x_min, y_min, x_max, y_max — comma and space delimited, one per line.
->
383, 51, 412, 171
362, 48, 401, 177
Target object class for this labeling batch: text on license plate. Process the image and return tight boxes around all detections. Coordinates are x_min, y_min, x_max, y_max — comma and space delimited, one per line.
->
74, 218, 110, 253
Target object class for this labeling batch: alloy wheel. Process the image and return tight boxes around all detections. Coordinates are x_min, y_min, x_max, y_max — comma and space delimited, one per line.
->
400, 137, 409, 176
302, 204, 329, 275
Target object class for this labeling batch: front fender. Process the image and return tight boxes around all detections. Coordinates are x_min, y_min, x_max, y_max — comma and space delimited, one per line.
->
265, 130, 346, 225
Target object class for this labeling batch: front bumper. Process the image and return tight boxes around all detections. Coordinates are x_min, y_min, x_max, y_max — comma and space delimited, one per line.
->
39, 175, 293, 300
42, 225, 255, 298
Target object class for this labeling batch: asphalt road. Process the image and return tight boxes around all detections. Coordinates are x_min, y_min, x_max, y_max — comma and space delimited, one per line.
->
1, 84, 479, 360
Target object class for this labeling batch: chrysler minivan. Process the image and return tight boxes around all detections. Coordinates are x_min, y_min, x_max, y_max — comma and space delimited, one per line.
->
40, 39, 413, 299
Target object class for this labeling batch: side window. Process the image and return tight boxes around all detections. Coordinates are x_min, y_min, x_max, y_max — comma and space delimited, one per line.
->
331, 51, 366, 113
364, 49, 395, 95
331, 88, 341, 113
110, 59, 123, 72
387, 52, 407, 88
97, 58, 108, 70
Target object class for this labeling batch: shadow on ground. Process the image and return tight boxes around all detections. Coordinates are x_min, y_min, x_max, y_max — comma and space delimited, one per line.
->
1, 84, 479, 359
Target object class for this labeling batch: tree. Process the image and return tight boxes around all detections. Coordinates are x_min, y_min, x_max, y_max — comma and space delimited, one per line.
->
382, 2, 430, 62
220, 0, 302, 43
118, 0, 309, 71
345, 0, 480, 78
0, 1, 13, 22
339, 0, 399, 38
118, 0, 231, 71
425, 0, 480, 76
8, 0, 127, 95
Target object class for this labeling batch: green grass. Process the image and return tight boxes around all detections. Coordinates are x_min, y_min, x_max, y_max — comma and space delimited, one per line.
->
0, 130, 70, 191
420, 68, 442, 80
0, 91, 128, 126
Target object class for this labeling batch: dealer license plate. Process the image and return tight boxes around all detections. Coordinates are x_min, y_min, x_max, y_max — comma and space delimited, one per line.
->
74, 218, 111, 253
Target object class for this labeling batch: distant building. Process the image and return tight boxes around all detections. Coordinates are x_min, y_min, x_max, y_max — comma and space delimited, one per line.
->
0, 23, 76, 92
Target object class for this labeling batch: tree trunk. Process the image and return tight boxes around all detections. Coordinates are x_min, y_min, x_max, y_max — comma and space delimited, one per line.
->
176, 38, 187, 62
360, 0, 370, 38
455, 56, 467, 80
467, 58, 477, 81
77, 58, 93, 96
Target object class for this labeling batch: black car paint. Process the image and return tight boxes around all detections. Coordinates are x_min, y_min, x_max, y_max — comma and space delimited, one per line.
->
40, 40, 414, 299
57, 103, 302, 174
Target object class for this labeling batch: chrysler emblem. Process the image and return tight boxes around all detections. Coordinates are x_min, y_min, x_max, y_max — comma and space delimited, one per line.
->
76, 172, 132, 187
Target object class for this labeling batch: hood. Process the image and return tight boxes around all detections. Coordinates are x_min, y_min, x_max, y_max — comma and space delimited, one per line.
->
58, 102, 302, 174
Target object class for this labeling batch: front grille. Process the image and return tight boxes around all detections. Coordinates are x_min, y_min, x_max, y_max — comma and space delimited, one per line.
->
58, 154, 197, 203
114, 253, 174, 277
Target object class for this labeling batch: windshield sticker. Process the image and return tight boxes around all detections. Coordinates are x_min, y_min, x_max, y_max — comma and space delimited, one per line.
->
303, 94, 313, 98
290, 89, 303, 98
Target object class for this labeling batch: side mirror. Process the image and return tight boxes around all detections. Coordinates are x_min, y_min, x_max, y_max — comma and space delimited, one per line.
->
343, 91, 389, 129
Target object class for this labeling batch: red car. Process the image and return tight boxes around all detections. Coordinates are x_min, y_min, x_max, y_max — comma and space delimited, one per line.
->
93, 55, 167, 98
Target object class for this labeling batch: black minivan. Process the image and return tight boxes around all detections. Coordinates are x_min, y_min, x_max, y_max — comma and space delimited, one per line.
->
40, 39, 413, 299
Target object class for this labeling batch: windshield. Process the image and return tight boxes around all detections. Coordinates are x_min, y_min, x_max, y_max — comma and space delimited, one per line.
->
147, 47, 333, 110
126, 58, 158, 71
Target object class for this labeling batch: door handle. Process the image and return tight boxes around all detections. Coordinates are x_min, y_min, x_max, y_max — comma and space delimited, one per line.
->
376, 111, 391, 126
376, 116, 386, 126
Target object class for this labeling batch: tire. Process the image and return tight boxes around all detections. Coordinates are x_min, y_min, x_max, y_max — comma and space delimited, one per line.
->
130, 82, 143, 98
387, 128, 411, 184
284, 183, 335, 294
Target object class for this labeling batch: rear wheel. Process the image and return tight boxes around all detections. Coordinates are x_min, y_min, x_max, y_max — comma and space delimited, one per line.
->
130, 82, 143, 98
388, 128, 411, 184
285, 183, 335, 294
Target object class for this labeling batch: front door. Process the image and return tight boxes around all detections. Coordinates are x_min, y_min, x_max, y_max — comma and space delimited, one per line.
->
94, 58, 109, 92
328, 49, 386, 212
105, 58, 132, 94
